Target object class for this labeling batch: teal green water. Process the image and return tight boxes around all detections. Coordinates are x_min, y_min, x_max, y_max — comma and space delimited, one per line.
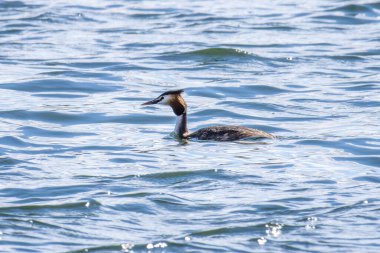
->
1, 1, 380, 252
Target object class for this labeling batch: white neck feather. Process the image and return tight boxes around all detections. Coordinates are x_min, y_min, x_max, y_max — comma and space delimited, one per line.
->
174, 112, 188, 138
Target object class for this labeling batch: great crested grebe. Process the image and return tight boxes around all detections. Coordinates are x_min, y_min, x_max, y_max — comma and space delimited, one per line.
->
142, 89, 274, 141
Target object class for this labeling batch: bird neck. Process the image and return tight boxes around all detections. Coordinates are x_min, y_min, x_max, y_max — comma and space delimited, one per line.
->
174, 112, 188, 139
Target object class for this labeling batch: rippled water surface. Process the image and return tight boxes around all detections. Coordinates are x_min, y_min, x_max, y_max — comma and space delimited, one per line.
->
1, 0, 380, 252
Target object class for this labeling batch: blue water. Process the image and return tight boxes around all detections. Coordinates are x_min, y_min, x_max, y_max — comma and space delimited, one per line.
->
1, 0, 380, 252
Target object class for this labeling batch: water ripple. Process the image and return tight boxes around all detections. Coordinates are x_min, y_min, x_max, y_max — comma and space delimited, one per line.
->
1, 0, 380, 252
0, 79, 122, 93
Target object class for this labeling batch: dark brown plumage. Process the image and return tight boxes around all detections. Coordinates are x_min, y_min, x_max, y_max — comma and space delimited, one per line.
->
187, 125, 274, 141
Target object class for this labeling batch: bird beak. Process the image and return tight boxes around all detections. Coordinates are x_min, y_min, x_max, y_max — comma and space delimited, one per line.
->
141, 97, 160, 106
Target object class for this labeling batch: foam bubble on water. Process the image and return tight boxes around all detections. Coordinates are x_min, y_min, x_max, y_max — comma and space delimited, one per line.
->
265, 223, 283, 237
235, 49, 250, 55
121, 243, 134, 252
257, 237, 267, 246
306, 216, 318, 230
146, 242, 167, 249
307, 217, 318, 222
363, 200, 368, 204
286, 57, 293, 61
85, 201, 90, 208
154, 242, 167, 248
107, 190, 111, 195
185, 236, 191, 241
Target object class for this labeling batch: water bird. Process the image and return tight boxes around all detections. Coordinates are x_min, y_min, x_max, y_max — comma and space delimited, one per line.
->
142, 89, 274, 141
